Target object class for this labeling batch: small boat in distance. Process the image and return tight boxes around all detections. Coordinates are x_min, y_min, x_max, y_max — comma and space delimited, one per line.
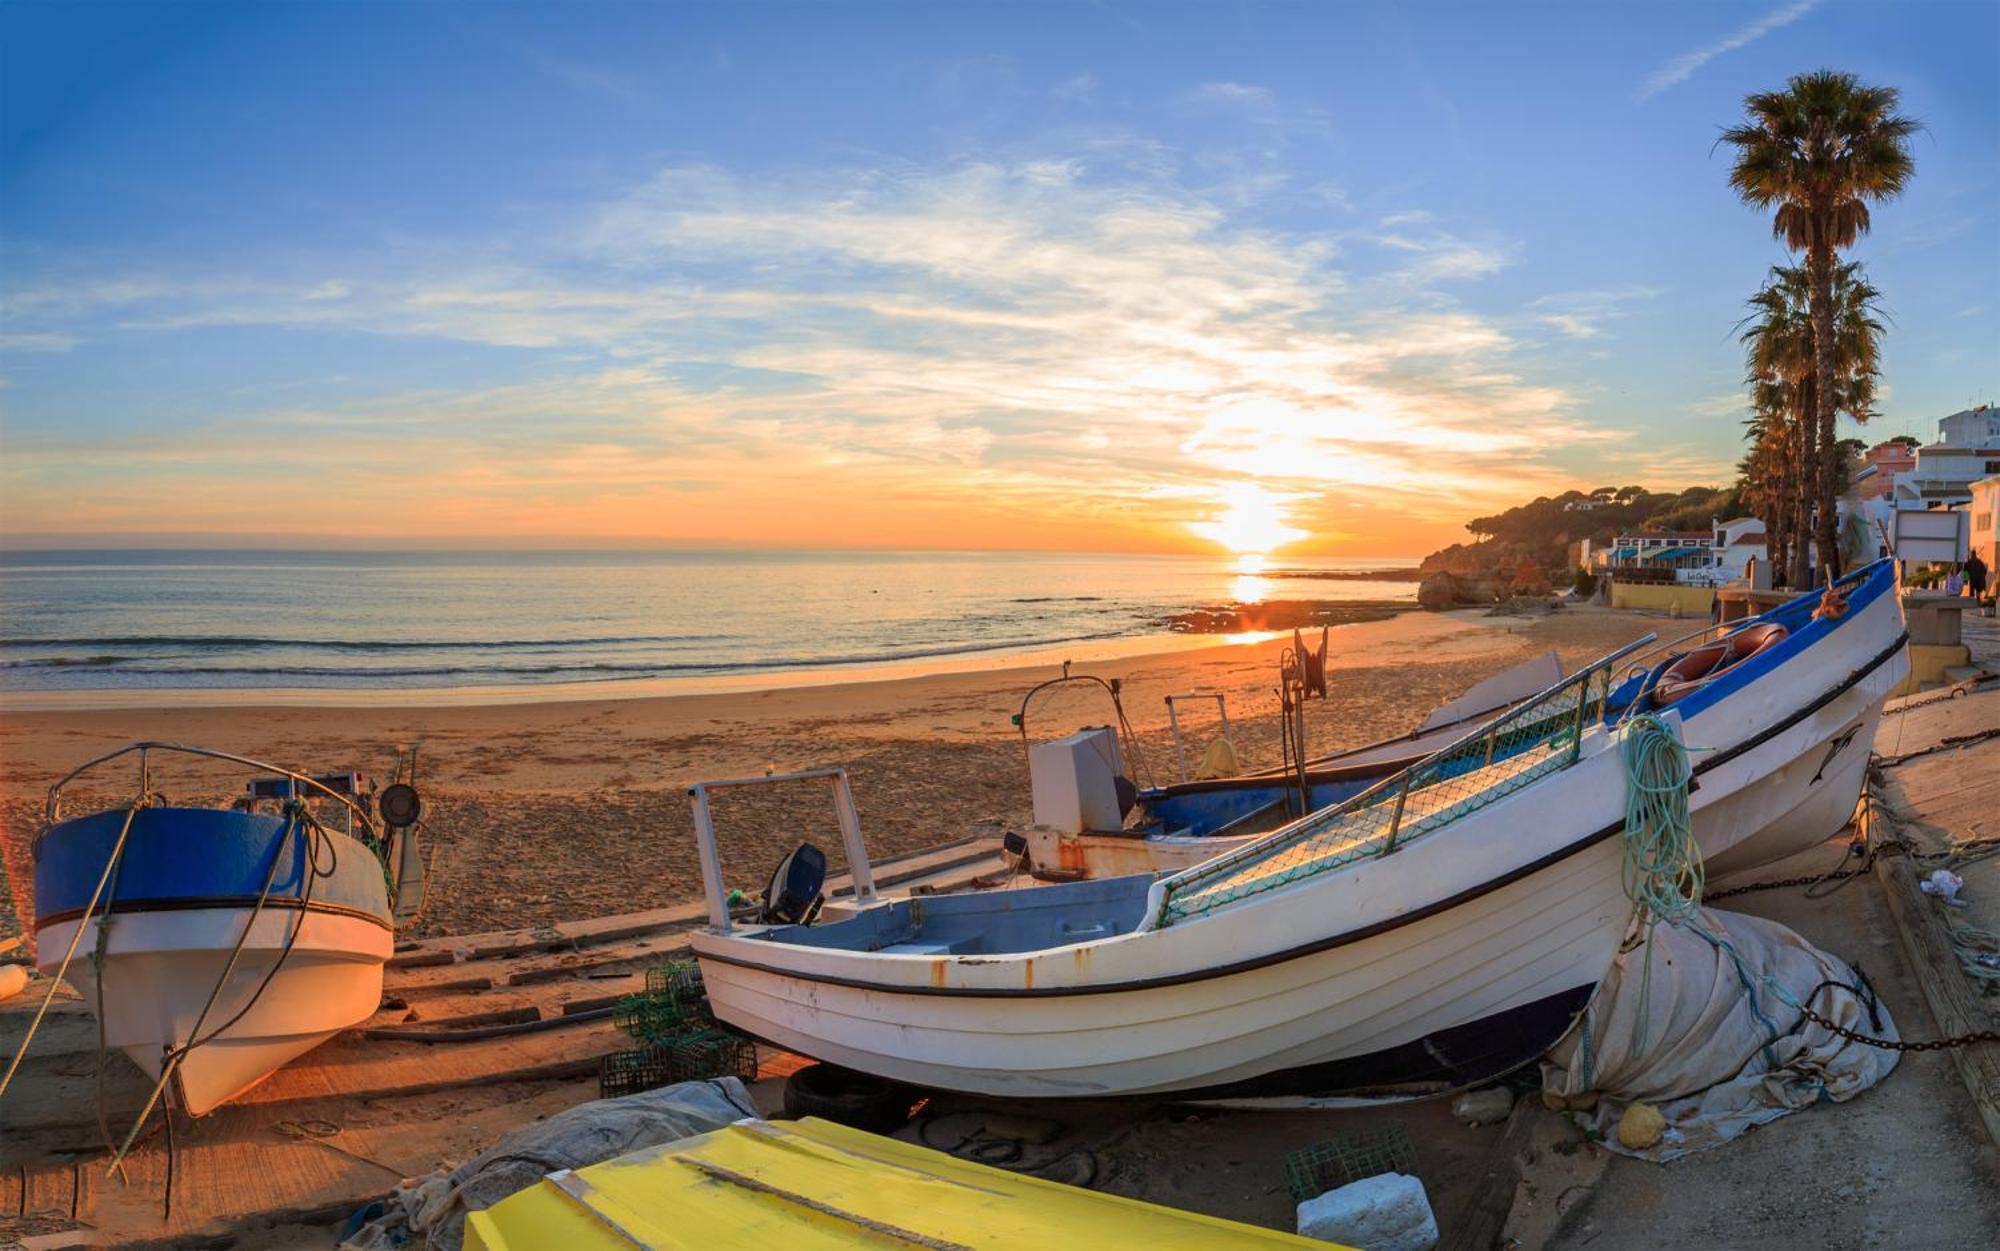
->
25, 743, 424, 1117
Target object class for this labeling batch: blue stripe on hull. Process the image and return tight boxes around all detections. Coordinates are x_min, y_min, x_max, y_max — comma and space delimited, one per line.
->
34, 807, 391, 927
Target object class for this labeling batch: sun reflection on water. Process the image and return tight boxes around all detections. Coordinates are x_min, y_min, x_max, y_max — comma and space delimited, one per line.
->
1230, 572, 1271, 604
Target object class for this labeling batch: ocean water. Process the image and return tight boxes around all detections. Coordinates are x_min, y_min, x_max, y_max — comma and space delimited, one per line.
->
0, 550, 1418, 693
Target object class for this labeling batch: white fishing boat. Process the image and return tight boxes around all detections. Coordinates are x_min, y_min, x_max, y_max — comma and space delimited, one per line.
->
681, 560, 1907, 1100
1021, 561, 1908, 883
15, 744, 424, 1118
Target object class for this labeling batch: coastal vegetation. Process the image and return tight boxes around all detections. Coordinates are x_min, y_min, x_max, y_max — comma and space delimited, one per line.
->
1421, 484, 1740, 580
1721, 70, 1918, 587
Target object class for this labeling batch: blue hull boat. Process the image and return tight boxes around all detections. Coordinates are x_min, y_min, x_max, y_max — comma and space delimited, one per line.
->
23, 744, 420, 1116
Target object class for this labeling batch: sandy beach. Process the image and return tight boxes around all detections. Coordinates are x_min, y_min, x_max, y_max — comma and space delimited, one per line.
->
0, 605, 1658, 944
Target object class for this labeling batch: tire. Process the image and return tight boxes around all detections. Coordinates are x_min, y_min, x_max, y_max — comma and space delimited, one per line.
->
782, 1062, 915, 1134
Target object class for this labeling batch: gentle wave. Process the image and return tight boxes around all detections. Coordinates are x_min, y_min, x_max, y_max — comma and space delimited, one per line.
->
0, 633, 716, 652
0, 630, 1139, 681
0, 655, 130, 668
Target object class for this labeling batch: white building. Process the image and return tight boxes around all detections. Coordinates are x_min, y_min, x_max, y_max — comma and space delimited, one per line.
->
1893, 405, 2000, 510
1707, 517, 1769, 583
1600, 531, 1717, 579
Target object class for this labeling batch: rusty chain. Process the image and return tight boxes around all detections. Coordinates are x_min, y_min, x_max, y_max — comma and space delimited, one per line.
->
1705, 837, 1913, 901
1793, 997, 2000, 1053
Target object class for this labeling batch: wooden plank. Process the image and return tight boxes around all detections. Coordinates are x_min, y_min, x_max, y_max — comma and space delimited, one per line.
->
1868, 792, 2000, 1147
5, 1019, 628, 1134
1438, 1096, 1542, 1251
387, 835, 996, 970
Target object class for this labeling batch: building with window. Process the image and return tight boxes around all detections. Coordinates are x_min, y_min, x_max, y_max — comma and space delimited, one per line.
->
1893, 405, 2000, 510
1852, 439, 1917, 501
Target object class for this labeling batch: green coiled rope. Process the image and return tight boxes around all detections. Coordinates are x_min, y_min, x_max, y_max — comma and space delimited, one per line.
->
1619, 712, 1703, 924
1618, 712, 1703, 1055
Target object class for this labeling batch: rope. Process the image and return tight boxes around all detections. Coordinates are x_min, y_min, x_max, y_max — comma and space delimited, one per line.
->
1617, 713, 1703, 925
107, 804, 327, 1178
0, 802, 146, 1108
1615, 713, 1702, 1056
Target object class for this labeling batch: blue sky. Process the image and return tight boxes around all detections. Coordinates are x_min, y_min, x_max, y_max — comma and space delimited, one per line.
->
2, 1, 1995, 555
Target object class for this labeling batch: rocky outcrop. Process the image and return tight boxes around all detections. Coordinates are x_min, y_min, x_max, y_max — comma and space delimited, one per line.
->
1417, 571, 1501, 611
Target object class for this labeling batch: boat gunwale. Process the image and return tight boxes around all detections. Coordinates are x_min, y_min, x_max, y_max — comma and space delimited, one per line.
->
34, 894, 394, 932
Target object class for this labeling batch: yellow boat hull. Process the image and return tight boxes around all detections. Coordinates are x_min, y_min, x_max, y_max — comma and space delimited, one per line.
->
465, 1115, 1343, 1250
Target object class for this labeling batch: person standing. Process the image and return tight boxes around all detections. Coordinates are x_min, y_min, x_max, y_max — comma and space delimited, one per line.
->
1966, 550, 1989, 602
1943, 565, 1964, 597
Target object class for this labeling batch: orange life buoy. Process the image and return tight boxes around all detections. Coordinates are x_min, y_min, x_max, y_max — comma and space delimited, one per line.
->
1652, 623, 1789, 705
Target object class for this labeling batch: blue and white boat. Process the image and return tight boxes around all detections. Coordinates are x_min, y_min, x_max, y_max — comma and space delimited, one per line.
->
1023, 561, 1908, 883
30, 744, 422, 1116
682, 561, 1907, 1100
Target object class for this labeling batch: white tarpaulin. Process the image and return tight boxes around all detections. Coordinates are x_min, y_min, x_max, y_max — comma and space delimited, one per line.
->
1540, 907, 1898, 1161
340, 1077, 758, 1251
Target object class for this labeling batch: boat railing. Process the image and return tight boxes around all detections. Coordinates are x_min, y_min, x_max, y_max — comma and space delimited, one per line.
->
686, 767, 877, 932
1607, 559, 1889, 700
1148, 633, 1657, 926
45, 740, 381, 844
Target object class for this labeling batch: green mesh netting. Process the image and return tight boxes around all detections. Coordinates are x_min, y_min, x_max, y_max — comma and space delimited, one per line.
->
1159, 665, 1614, 924
1284, 1123, 1419, 1203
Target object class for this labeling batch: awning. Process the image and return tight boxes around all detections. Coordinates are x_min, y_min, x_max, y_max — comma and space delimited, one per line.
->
1614, 547, 1638, 560
1651, 546, 1688, 559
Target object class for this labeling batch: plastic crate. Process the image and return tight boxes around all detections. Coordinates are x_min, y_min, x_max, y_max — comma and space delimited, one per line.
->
598, 1031, 759, 1100
613, 961, 715, 1043
1283, 1122, 1418, 1203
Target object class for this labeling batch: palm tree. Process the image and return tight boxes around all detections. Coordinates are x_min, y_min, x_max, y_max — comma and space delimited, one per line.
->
1723, 70, 1916, 582
1739, 268, 1817, 586
1739, 401, 1795, 586
1737, 262, 1885, 584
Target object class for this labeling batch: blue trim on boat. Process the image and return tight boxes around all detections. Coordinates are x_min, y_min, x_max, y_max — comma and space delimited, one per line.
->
1604, 558, 1896, 721
33, 807, 392, 930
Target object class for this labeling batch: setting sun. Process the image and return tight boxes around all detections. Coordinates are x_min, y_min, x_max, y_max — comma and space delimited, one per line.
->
1191, 484, 1308, 559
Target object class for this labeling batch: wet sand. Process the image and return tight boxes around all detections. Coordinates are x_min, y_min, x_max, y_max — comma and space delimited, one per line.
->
0, 606, 1658, 943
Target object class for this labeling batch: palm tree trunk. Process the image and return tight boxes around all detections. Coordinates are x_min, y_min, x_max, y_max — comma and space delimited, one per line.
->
1770, 447, 1791, 587
1789, 393, 1814, 589
1809, 241, 1841, 584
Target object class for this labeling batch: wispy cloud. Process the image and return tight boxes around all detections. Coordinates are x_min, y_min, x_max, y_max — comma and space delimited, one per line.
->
1638, 0, 1822, 101
1690, 392, 1751, 419
1187, 81, 1276, 110
1051, 73, 1098, 104
1, 153, 1623, 551
1528, 287, 1665, 340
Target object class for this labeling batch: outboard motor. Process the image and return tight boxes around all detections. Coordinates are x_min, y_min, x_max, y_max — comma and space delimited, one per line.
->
762, 842, 827, 926
999, 830, 1031, 874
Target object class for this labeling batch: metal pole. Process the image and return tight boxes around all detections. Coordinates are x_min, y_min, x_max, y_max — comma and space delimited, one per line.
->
830, 770, 876, 904
1166, 696, 1190, 783
1383, 772, 1414, 855
687, 785, 732, 931
1568, 673, 1590, 763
